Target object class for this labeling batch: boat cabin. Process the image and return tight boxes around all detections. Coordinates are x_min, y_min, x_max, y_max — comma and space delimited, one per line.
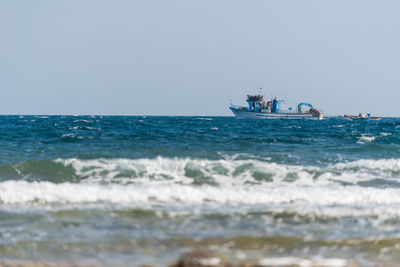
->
246, 95, 283, 113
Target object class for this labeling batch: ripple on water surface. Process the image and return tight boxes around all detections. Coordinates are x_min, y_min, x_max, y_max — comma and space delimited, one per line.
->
1, 116, 400, 265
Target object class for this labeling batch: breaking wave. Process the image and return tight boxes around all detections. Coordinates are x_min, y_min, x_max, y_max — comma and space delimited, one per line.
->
1, 157, 400, 219
3, 156, 400, 185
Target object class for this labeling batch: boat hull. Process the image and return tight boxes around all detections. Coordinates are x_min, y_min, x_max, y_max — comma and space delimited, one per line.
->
230, 107, 323, 120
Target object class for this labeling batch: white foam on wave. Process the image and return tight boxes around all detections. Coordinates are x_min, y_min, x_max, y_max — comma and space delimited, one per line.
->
356, 132, 393, 144
54, 157, 400, 187
357, 134, 376, 144
68, 126, 99, 130
334, 158, 400, 173
2, 157, 400, 218
55, 157, 318, 186
73, 119, 96, 123
2, 176, 400, 219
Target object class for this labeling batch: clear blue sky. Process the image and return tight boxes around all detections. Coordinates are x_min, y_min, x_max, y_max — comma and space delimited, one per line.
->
1, 0, 399, 116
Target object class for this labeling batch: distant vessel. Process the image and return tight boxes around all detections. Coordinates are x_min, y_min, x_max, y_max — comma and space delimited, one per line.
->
230, 89, 323, 120
344, 114, 382, 121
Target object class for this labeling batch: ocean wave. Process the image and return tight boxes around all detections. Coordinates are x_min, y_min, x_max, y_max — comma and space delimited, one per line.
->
2, 157, 400, 218
333, 158, 400, 173
355, 131, 397, 144
55, 157, 318, 185
57, 157, 400, 185
2, 157, 400, 186
357, 134, 376, 143
68, 126, 99, 130
1, 179, 400, 219
34, 116, 50, 119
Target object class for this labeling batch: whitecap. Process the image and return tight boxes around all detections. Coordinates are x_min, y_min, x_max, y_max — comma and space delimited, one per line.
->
52, 157, 400, 187
333, 158, 400, 173
1, 178, 400, 209
0, 157, 388, 219
357, 134, 376, 143
61, 133, 75, 138
68, 126, 98, 130
73, 119, 93, 123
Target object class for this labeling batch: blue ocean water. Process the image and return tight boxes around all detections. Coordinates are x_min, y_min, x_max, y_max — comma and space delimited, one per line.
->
1, 115, 400, 266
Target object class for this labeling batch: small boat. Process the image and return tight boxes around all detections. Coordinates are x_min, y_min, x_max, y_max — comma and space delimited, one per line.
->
370, 117, 382, 121
344, 114, 369, 119
344, 113, 381, 121
230, 88, 323, 120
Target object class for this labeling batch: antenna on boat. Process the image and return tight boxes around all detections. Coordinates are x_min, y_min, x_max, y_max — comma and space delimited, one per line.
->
259, 87, 263, 96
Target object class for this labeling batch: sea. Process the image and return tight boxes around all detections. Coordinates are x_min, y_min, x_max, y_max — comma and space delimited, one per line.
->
1, 115, 400, 266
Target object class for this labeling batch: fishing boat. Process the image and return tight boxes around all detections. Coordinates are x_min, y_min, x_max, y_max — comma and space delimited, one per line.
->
344, 113, 382, 121
230, 89, 323, 120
